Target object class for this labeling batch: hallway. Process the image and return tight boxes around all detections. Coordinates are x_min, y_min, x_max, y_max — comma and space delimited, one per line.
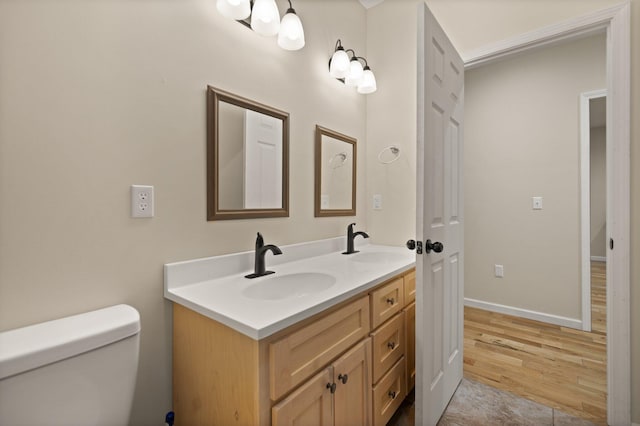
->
463, 262, 607, 424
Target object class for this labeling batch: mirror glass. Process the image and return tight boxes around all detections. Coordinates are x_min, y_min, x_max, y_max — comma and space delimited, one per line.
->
207, 86, 289, 220
315, 125, 356, 217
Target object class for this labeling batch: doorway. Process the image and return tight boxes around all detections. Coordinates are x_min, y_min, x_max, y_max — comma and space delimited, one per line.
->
459, 5, 630, 425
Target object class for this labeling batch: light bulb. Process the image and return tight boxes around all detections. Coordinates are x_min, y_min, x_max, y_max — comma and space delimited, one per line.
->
278, 8, 305, 50
216, 0, 251, 20
251, 0, 281, 37
329, 48, 350, 79
345, 58, 364, 87
357, 66, 377, 94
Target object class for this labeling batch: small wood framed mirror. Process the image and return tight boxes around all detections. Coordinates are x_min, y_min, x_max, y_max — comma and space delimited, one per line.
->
207, 86, 289, 220
314, 125, 357, 217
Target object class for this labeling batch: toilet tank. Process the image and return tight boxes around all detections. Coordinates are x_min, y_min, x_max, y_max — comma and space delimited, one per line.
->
0, 304, 141, 426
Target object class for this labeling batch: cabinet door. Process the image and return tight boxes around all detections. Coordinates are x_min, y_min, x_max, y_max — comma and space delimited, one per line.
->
272, 367, 334, 426
333, 339, 372, 426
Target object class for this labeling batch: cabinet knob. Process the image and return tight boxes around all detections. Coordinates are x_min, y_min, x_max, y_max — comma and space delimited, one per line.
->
387, 341, 396, 350
326, 382, 336, 394
386, 297, 395, 305
338, 373, 349, 384
388, 390, 397, 399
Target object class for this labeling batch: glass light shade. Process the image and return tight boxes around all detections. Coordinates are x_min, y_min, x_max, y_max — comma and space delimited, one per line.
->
277, 10, 305, 50
251, 0, 281, 37
216, 0, 251, 20
345, 59, 364, 87
357, 68, 377, 94
329, 48, 350, 79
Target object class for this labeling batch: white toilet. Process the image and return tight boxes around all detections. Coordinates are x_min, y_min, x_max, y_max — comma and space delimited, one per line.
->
0, 304, 141, 426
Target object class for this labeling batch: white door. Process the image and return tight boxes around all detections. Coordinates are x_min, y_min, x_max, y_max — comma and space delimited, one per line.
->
415, 3, 464, 425
243, 109, 283, 209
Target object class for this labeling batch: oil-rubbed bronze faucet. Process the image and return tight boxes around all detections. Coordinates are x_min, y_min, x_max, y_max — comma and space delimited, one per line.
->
245, 232, 283, 278
342, 223, 369, 255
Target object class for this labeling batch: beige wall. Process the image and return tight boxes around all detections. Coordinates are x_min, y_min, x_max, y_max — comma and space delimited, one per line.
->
590, 126, 607, 258
464, 34, 605, 320
0, 0, 367, 424
365, 0, 639, 421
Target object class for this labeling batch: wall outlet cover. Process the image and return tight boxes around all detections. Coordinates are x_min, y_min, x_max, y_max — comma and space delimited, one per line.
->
131, 185, 154, 218
373, 194, 382, 210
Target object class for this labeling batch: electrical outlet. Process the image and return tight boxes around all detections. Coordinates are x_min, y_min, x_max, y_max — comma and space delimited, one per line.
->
373, 194, 383, 210
131, 185, 154, 218
495, 264, 504, 278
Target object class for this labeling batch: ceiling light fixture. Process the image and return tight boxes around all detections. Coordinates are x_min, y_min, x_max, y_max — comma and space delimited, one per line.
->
328, 39, 377, 94
216, 0, 305, 51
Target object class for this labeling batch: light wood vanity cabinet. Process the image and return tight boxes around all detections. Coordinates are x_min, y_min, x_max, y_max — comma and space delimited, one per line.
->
172, 267, 416, 426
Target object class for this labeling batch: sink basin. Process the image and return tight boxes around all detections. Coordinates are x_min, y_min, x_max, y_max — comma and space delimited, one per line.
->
348, 252, 410, 264
242, 273, 336, 300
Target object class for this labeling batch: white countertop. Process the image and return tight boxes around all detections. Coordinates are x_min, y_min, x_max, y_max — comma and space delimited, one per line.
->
164, 238, 415, 340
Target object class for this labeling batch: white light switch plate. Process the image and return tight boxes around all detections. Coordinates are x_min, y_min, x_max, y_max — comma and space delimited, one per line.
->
495, 264, 504, 278
532, 196, 543, 210
131, 185, 154, 218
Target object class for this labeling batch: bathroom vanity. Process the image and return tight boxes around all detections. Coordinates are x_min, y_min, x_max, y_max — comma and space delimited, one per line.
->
165, 238, 415, 426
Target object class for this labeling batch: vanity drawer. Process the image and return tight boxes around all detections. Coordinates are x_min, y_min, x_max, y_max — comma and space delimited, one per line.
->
370, 277, 404, 329
370, 311, 405, 384
403, 270, 416, 305
269, 295, 370, 401
372, 357, 406, 426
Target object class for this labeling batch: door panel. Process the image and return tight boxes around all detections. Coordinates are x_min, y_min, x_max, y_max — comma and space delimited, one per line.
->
416, 2, 464, 424
272, 367, 333, 426
333, 338, 372, 426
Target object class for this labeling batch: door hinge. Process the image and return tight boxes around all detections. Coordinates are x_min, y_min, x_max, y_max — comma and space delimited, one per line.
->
610, 238, 614, 250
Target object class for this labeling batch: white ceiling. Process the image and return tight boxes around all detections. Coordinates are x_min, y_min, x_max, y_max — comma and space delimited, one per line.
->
358, 0, 385, 9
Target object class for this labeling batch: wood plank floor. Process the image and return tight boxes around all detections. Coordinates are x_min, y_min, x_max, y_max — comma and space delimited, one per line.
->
464, 261, 607, 424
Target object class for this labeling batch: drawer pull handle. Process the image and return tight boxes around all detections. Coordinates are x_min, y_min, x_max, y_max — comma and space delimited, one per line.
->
387, 341, 396, 350
338, 373, 349, 384
326, 382, 336, 394
386, 297, 395, 305
388, 390, 397, 399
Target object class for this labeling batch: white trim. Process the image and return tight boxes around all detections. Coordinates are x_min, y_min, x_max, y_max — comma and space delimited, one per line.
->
464, 298, 583, 329
591, 256, 607, 262
462, 3, 622, 68
580, 89, 606, 332
463, 4, 631, 424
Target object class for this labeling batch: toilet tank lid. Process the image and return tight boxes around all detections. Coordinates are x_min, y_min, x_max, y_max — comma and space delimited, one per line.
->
0, 304, 140, 380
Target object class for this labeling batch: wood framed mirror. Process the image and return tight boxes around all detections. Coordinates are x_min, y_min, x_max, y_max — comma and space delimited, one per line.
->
314, 125, 356, 217
207, 86, 289, 220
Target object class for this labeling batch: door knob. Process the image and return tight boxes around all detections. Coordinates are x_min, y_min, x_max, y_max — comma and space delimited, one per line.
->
425, 239, 443, 253
406, 239, 423, 254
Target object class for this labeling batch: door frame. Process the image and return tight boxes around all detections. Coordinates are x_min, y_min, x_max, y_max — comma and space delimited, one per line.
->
462, 3, 630, 424
579, 88, 607, 332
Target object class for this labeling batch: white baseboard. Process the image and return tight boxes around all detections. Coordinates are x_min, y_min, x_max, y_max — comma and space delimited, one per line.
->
590, 256, 606, 262
464, 298, 583, 329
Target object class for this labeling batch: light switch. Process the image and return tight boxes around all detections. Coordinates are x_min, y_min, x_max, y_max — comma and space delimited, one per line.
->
495, 264, 504, 278
532, 196, 543, 210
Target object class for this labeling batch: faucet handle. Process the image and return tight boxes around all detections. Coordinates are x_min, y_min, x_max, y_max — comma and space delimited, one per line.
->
256, 232, 264, 247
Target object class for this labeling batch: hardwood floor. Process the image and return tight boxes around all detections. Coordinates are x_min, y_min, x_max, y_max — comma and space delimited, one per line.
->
463, 261, 607, 424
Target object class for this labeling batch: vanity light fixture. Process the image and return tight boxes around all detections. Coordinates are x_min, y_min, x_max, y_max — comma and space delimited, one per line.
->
329, 39, 377, 94
216, 0, 305, 51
